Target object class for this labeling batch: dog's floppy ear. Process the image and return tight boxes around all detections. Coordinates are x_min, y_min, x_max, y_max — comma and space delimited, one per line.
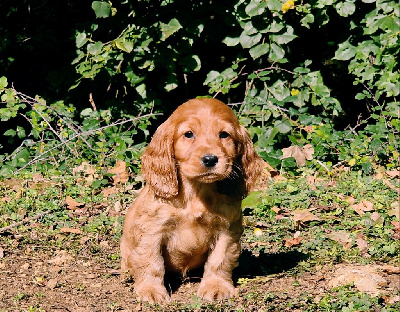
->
141, 120, 178, 198
237, 124, 264, 196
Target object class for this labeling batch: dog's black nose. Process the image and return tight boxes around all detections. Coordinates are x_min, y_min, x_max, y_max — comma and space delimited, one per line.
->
201, 154, 218, 168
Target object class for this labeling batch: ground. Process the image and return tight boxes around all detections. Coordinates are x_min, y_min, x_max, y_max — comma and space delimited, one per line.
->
0, 168, 399, 311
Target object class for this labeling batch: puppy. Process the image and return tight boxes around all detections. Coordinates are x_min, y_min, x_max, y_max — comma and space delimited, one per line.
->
120, 98, 263, 303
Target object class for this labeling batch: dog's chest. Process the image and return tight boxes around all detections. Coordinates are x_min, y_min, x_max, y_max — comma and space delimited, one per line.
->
163, 201, 227, 272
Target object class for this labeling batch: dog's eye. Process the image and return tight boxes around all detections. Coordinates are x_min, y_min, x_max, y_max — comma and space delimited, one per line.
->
184, 131, 194, 139
219, 131, 230, 139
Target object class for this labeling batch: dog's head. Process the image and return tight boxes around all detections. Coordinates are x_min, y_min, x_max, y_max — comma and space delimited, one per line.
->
141, 98, 263, 199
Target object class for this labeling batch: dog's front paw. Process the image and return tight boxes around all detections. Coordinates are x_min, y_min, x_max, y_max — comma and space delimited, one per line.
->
197, 277, 238, 301
135, 284, 171, 304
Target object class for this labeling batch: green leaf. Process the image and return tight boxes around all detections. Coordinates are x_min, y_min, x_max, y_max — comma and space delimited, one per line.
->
204, 71, 221, 85
164, 75, 178, 92
271, 26, 297, 44
266, 0, 283, 11
4, 129, 16, 136
87, 41, 103, 55
0, 76, 8, 89
249, 43, 269, 59
240, 32, 262, 49
301, 14, 315, 28
245, 0, 267, 17
268, 43, 285, 61
135, 83, 146, 98
125, 69, 145, 87
334, 40, 356, 60
115, 38, 134, 53
336, 2, 356, 17
14, 148, 30, 167
92, 1, 111, 18
76, 32, 87, 48
179, 54, 201, 72
223, 36, 240, 47
267, 21, 285, 33
275, 119, 292, 134
160, 18, 182, 41
17, 126, 26, 138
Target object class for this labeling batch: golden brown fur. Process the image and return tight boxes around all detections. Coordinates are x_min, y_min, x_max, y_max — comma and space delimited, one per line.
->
120, 98, 263, 303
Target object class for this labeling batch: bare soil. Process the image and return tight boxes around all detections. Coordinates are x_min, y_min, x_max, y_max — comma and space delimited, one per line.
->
1, 239, 399, 312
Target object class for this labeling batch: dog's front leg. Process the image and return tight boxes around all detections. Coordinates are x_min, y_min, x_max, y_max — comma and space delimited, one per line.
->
127, 235, 170, 303
197, 231, 241, 300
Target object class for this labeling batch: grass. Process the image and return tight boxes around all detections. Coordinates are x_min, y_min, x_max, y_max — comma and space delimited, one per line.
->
0, 167, 399, 311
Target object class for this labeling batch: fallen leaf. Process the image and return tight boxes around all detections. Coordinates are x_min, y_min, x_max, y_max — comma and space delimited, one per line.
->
383, 295, 400, 304
328, 265, 388, 295
370, 211, 384, 225
72, 162, 97, 183
32, 173, 45, 181
59, 227, 83, 235
327, 231, 353, 249
65, 196, 85, 210
386, 170, 400, 179
351, 200, 374, 215
108, 160, 129, 184
291, 209, 320, 224
346, 196, 355, 205
284, 236, 303, 248
302, 144, 314, 161
48, 250, 73, 265
282, 144, 314, 167
0, 247, 4, 258
382, 178, 400, 194
388, 201, 400, 220
356, 233, 369, 255
46, 278, 58, 289
101, 186, 118, 198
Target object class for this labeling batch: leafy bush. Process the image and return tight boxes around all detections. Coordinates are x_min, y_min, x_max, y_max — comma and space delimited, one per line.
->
67, 0, 400, 171
0, 77, 152, 176
0, 0, 399, 176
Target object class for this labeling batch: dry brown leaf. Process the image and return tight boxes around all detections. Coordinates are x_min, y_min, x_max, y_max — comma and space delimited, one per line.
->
48, 250, 73, 265
302, 144, 314, 161
346, 196, 356, 205
284, 236, 303, 248
383, 295, 400, 304
46, 278, 58, 289
65, 196, 85, 210
282, 144, 314, 167
351, 200, 374, 215
388, 201, 399, 220
382, 178, 400, 194
370, 211, 384, 225
328, 265, 388, 295
386, 170, 400, 178
291, 209, 320, 224
356, 233, 369, 255
101, 186, 118, 198
0, 247, 4, 259
72, 162, 97, 183
327, 231, 352, 249
108, 160, 129, 184
59, 227, 83, 235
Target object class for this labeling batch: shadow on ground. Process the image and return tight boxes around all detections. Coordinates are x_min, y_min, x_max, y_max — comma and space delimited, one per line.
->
236, 249, 309, 278
163, 249, 309, 294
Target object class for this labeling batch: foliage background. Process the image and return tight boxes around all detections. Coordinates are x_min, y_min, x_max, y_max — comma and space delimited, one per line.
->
0, 0, 399, 176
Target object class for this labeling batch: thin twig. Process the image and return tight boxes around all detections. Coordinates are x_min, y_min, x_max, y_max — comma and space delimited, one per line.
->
14, 113, 161, 173
0, 211, 52, 233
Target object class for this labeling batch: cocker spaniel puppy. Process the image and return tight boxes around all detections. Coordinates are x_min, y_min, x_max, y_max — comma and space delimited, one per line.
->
120, 98, 263, 303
